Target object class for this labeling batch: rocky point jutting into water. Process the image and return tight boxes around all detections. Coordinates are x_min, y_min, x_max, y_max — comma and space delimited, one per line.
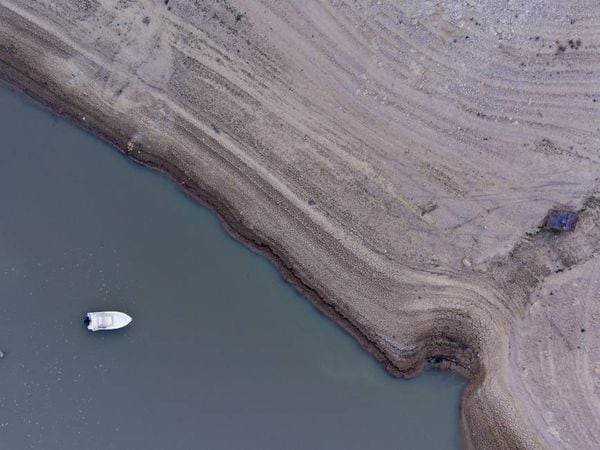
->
1, 1, 599, 448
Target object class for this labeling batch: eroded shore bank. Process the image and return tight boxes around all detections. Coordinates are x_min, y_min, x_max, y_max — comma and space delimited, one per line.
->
2, 1, 600, 448
0, 83, 465, 449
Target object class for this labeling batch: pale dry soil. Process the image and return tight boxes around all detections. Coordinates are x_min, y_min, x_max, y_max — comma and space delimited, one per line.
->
0, 1, 599, 448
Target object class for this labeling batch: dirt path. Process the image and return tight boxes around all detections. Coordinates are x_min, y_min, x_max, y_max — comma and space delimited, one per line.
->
1, 1, 599, 447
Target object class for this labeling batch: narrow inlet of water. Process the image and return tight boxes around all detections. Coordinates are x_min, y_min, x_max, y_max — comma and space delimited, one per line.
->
0, 84, 465, 449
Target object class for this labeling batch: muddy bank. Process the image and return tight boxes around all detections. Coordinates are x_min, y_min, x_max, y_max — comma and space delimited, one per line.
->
1, 1, 600, 448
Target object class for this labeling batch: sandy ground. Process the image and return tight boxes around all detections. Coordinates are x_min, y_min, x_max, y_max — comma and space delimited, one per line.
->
0, 1, 599, 448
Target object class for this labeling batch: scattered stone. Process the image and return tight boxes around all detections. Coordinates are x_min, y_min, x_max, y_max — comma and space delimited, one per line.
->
421, 202, 438, 215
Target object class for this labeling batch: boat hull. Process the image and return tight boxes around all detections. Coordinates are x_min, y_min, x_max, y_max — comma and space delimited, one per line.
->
86, 311, 133, 331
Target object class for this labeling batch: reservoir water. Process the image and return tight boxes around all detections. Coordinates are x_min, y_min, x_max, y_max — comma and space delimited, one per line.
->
0, 84, 465, 449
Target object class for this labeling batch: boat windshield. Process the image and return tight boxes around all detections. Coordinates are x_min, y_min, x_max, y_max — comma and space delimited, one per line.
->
98, 315, 113, 328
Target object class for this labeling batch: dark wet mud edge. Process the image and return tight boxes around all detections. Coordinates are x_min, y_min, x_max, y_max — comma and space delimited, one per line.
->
0, 64, 429, 380
8, 50, 528, 450
0, 55, 483, 386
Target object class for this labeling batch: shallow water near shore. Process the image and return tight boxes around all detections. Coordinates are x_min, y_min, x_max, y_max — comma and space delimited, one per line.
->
0, 84, 464, 449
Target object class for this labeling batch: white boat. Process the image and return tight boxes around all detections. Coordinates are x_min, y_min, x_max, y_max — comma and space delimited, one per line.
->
85, 311, 133, 331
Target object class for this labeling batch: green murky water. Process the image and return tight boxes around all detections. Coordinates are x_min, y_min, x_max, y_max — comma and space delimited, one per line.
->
0, 84, 464, 449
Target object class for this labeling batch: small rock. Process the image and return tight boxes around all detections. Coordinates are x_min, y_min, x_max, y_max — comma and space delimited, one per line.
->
420, 202, 438, 215
461, 257, 472, 267
0, 350, 5, 358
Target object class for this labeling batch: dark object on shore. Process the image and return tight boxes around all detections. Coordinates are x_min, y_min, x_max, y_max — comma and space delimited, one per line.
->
546, 210, 578, 232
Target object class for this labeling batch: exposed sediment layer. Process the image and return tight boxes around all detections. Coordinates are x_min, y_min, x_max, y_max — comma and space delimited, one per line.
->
1, 1, 599, 448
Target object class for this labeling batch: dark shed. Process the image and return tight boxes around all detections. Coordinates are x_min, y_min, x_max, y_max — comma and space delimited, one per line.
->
546, 210, 578, 232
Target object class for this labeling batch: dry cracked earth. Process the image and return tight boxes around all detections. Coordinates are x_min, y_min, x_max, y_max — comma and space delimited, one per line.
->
0, 1, 599, 448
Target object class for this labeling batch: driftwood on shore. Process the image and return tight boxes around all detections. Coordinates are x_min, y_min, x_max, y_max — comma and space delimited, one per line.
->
1, 1, 599, 448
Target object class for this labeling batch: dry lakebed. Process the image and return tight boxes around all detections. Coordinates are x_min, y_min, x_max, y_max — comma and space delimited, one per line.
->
1, 1, 600, 448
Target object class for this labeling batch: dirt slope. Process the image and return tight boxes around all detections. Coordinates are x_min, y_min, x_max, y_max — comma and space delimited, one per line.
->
1, 1, 599, 447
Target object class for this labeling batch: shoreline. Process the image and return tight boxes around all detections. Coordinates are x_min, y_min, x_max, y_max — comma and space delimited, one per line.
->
3, 2, 600, 448
0, 47, 510, 449
0, 4, 522, 448
0, 76, 418, 381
